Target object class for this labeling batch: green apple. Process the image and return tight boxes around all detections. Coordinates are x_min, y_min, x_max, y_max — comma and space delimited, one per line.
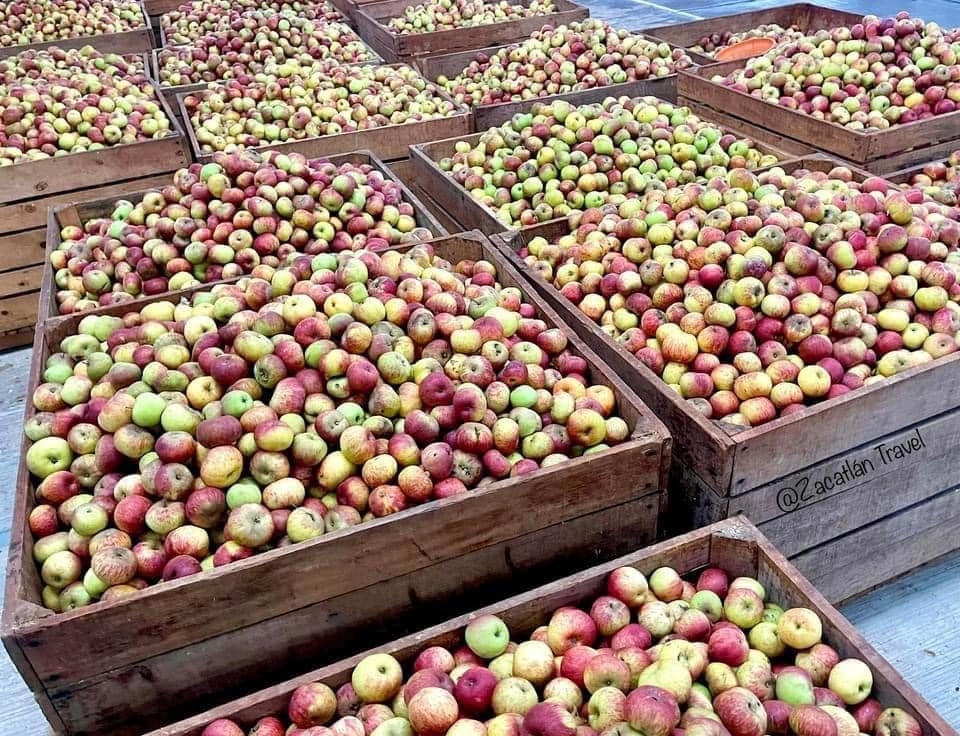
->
352, 653, 404, 703
465, 614, 511, 659
26, 437, 73, 478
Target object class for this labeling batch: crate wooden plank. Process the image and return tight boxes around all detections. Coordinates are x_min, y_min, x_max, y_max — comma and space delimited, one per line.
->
0, 292, 40, 336
3, 231, 669, 736
355, 0, 589, 63
176, 74, 473, 164
640, 4, 863, 57
140, 518, 955, 736
416, 39, 714, 129
790, 485, 960, 605
46, 493, 660, 734
0, 231, 46, 274
40, 151, 450, 323
677, 62, 960, 164
0, 266, 43, 299
409, 122, 804, 237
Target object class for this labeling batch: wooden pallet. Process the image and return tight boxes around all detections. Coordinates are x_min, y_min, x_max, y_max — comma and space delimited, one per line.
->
409, 121, 806, 236
492, 157, 960, 600
355, 0, 588, 64
140, 518, 955, 736
175, 68, 474, 164
416, 37, 713, 130
41, 150, 450, 322
2, 231, 670, 736
677, 61, 960, 173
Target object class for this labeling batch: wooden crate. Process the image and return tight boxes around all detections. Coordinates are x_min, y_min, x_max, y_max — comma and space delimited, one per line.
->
409, 123, 803, 236
492, 161, 960, 600
416, 38, 713, 130
41, 150, 450, 323
354, 0, 588, 64
641, 4, 863, 60
0, 1, 153, 59
678, 61, 960, 172
176, 72, 473, 163
3, 231, 670, 736
141, 517, 955, 736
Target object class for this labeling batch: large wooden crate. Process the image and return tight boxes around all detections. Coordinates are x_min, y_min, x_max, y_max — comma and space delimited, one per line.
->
678, 61, 960, 173
355, 0, 588, 64
408, 123, 804, 236
41, 150, 450, 323
141, 517, 955, 736
492, 167, 960, 602
176, 72, 473, 163
416, 39, 712, 130
641, 4, 863, 61
3, 231, 670, 736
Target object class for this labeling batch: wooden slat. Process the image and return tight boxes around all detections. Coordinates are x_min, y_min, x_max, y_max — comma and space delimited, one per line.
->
0, 267, 43, 299
790, 484, 960, 605
739, 410, 960, 549
0, 292, 40, 335
0, 231, 45, 273
0, 28, 152, 60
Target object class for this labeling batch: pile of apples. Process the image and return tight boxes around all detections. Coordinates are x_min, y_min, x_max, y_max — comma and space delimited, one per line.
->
513, 164, 960, 427
0, 0, 145, 47
0, 47, 173, 165
50, 150, 439, 314
183, 64, 460, 154
437, 21, 697, 107
436, 97, 780, 228
159, 0, 343, 46
199, 564, 922, 736
27, 242, 634, 611
155, 15, 377, 88
711, 13, 960, 129
899, 151, 960, 205
690, 24, 805, 56
386, 0, 556, 34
